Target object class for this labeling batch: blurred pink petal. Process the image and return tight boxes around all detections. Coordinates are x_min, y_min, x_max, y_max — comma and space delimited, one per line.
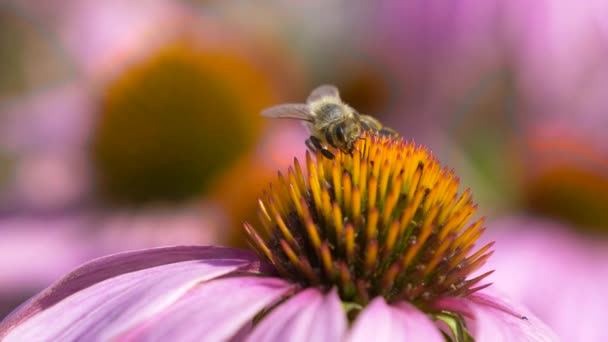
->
0, 82, 92, 210
0, 83, 92, 154
254, 121, 309, 171
497, 0, 608, 176
13, 153, 89, 210
0, 205, 223, 299
503, 0, 608, 123
54, 0, 185, 77
372, 0, 504, 141
93, 204, 225, 252
348, 297, 443, 342
247, 288, 346, 342
0, 205, 225, 321
0, 216, 91, 297
481, 217, 608, 341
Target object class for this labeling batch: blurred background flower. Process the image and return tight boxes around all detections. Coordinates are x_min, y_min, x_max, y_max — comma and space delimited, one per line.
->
1, 0, 607, 339
91, 38, 271, 204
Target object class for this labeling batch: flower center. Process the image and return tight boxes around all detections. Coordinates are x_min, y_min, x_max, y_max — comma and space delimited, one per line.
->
91, 39, 270, 204
526, 165, 608, 232
245, 133, 493, 307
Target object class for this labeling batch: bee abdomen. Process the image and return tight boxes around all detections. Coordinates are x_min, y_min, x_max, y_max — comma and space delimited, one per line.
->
360, 120, 372, 131
379, 127, 398, 137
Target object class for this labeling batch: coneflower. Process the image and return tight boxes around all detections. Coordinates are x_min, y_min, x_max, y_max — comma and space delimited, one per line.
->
92, 39, 273, 204
0, 134, 556, 341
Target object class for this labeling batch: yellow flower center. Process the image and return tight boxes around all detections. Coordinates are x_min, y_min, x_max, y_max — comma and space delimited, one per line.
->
245, 133, 493, 307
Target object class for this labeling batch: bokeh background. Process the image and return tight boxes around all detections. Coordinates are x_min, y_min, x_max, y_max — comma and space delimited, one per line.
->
1, 1, 607, 339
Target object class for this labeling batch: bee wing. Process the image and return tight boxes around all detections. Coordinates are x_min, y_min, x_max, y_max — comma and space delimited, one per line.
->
307, 85, 340, 104
260, 103, 313, 121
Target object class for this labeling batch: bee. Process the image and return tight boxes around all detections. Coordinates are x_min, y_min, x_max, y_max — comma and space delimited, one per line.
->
261, 85, 397, 159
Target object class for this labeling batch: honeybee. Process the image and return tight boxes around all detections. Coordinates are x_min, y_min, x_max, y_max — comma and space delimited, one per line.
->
261, 85, 397, 159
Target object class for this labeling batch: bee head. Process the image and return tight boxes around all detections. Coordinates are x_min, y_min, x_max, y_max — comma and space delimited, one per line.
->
335, 118, 362, 153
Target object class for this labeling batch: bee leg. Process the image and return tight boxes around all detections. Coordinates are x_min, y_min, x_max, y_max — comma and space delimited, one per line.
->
306, 137, 319, 154
309, 136, 323, 150
321, 149, 335, 159
307, 136, 335, 159
312, 136, 335, 159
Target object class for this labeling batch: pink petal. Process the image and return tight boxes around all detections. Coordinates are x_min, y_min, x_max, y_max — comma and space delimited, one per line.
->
0, 245, 261, 338
480, 217, 608, 341
123, 277, 293, 341
348, 298, 443, 342
4, 259, 250, 341
468, 292, 558, 342
435, 290, 558, 341
247, 288, 347, 342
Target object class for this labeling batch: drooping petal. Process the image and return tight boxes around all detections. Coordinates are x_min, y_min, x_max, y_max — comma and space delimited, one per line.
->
247, 288, 347, 342
0, 245, 263, 338
348, 297, 443, 342
468, 291, 558, 342
435, 290, 558, 342
122, 277, 293, 341
480, 217, 608, 341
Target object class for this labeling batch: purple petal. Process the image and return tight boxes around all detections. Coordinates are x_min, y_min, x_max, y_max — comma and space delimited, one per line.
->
436, 290, 558, 341
468, 292, 558, 341
480, 217, 608, 341
122, 277, 293, 341
4, 259, 252, 341
348, 298, 443, 342
247, 288, 347, 342
0, 245, 261, 338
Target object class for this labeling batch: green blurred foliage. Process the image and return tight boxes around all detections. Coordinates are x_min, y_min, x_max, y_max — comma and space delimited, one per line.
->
0, 8, 28, 96
0, 150, 13, 190
446, 70, 523, 216
0, 5, 70, 99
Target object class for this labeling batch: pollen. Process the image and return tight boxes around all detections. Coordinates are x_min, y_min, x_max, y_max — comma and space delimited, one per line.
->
244, 133, 493, 307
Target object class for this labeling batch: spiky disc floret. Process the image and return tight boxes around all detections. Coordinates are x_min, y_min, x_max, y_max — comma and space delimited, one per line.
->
244, 133, 494, 307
